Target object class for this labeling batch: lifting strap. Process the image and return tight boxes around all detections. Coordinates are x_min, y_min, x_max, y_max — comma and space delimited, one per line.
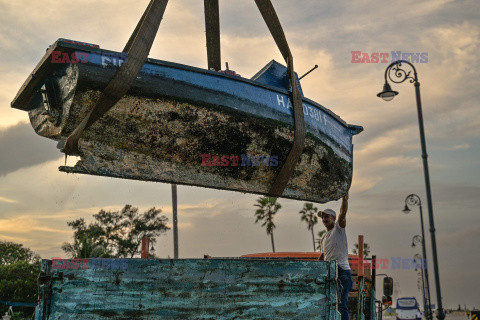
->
62, 0, 169, 155
254, 0, 306, 197
64, 0, 305, 199
204, 0, 221, 71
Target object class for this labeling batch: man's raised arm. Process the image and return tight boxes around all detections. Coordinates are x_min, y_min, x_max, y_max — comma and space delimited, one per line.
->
338, 194, 349, 228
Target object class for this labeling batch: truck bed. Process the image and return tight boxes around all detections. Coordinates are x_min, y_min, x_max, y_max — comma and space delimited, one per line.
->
35, 258, 340, 320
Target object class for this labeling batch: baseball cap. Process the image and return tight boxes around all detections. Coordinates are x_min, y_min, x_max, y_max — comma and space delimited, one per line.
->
318, 209, 336, 217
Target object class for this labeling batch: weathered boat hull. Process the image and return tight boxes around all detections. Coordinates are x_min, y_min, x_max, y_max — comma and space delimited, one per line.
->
12, 39, 362, 202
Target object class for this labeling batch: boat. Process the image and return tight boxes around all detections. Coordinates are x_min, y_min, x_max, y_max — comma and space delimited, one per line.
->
11, 38, 362, 203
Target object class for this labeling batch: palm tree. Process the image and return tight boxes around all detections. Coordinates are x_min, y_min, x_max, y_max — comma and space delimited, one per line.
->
299, 203, 319, 251
254, 197, 281, 252
315, 230, 326, 251
61, 235, 111, 258
352, 242, 371, 257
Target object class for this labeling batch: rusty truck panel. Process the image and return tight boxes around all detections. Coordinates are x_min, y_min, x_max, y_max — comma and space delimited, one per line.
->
35, 258, 340, 320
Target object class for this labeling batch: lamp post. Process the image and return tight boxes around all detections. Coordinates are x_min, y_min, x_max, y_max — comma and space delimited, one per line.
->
378, 61, 444, 320
414, 251, 428, 319
404, 195, 433, 320
172, 184, 179, 259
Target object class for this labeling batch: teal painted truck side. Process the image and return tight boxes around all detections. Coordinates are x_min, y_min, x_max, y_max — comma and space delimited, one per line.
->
35, 258, 340, 320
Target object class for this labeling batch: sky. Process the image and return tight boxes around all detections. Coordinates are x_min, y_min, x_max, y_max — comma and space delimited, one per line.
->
1, 0, 479, 310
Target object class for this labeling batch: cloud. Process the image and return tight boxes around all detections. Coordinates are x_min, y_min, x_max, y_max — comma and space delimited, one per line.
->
440, 143, 470, 151
0, 234, 30, 243
0, 70, 33, 128
0, 122, 62, 176
438, 226, 480, 247
350, 174, 382, 193
0, 216, 71, 234
0, 195, 17, 203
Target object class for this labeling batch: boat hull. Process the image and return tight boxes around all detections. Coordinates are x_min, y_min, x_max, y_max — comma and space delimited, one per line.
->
13, 40, 361, 203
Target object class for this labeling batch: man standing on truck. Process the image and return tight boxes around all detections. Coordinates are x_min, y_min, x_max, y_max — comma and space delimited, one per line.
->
318, 195, 352, 320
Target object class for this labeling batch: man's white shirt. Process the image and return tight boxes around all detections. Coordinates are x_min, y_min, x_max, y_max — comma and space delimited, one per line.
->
320, 221, 350, 270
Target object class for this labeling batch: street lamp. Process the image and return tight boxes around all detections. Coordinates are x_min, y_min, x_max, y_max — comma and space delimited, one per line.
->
377, 82, 398, 101
412, 235, 422, 248
404, 194, 433, 320
414, 253, 427, 319
378, 61, 444, 320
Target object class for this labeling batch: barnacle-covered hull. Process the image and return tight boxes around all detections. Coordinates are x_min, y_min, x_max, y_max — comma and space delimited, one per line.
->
12, 39, 362, 203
